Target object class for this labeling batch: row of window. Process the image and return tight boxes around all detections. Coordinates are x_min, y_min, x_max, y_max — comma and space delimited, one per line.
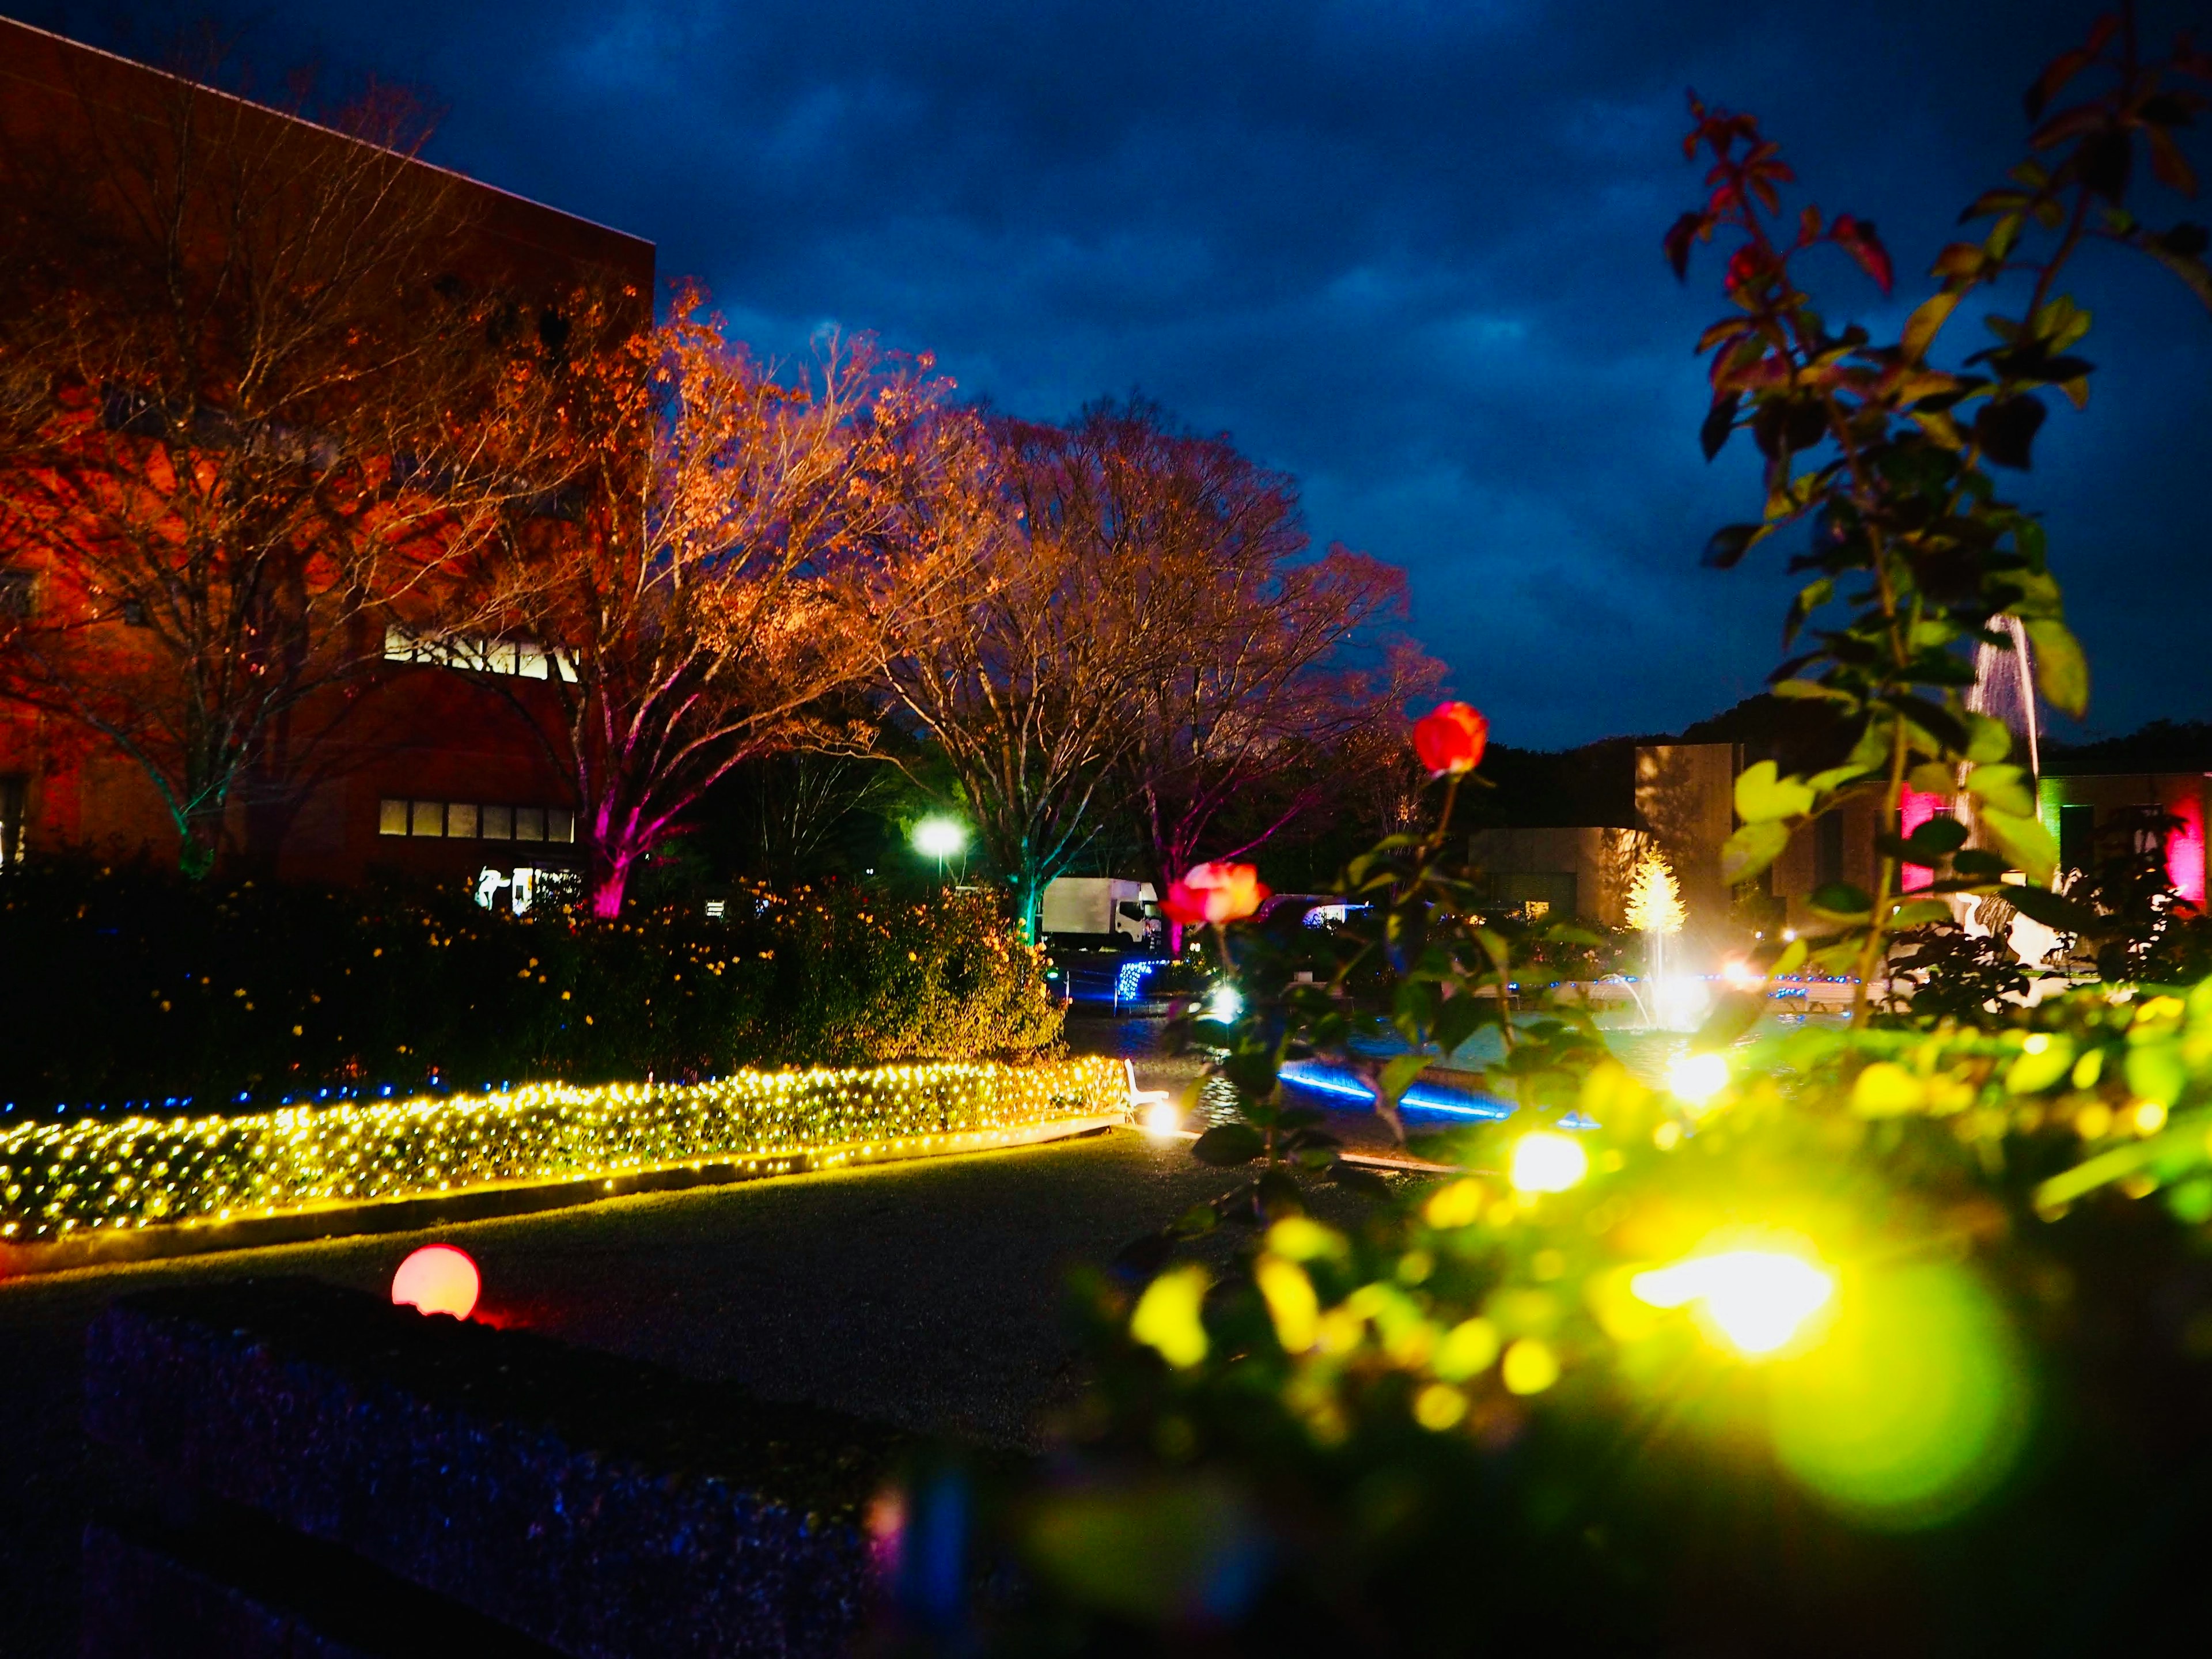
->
384, 627, 578, 682
378, 800, 577, 844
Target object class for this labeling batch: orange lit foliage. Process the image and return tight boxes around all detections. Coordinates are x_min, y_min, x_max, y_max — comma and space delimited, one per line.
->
490, 287, 975, 916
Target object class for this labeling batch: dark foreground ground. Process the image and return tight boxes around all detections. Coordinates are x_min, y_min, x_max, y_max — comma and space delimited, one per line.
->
0, 1127, 1332, 1659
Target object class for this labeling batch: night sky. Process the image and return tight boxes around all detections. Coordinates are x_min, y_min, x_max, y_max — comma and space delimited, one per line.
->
19, 0, 2211, 749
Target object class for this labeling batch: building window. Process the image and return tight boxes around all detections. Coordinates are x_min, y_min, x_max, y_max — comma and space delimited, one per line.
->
2059, 802, 2094, 876
1815, 810, 1846, 888
384, 626, 576, 681
378, 798, 575, 844
0, 775, 25, 868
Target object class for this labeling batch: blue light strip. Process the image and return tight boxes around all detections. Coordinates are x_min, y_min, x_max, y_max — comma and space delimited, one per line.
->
1280, 1060, 1513, 1120
1116, 959, 1166, 1001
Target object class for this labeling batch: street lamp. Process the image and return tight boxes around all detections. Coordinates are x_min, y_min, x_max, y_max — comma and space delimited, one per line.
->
913, 817, 967, 883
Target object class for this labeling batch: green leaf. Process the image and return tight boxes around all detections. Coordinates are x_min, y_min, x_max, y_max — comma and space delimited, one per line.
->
1721, 820, 1792, 887
2004, 1036, 2074, 1094
1981, 808, 2058, 885
1904, 815, 1970, 858
1902, 291, 1960, 361
1378, 1054, 1431, 1110
1965, 713, 2013, 764
1772, 678, 1857, 703
2125, 1042, 2187, 1109
1432, 996, 1489, 1056
1734, 760, 1817, 824
1703, 522, 1768, 569
1908, 762, 1959, 795
2025, 618, 2090, 717
1953, 849, 2009, 879
1811, 882, 1875, 922
1190, 1124, 1265, 1168
1695, 991, 1768, 1050
1771, 936, 1809, 977
1965, 763, 2036, 818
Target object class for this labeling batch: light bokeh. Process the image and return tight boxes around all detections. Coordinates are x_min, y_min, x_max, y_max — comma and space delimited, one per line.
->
1770, 1262, 2032, 1529
392, 1242, 480, 1319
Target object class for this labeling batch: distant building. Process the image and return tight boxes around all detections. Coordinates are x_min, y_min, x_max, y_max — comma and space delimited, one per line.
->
1471, 736, 2207, 946
1471, 744, 1737, 945
2036, 771, 2208, 903
0, 20, 654, 897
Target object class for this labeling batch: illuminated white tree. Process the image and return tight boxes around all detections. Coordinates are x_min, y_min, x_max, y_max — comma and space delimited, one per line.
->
1625, 851, 1685, 936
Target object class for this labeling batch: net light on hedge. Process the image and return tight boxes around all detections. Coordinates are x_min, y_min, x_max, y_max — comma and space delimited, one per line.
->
393, 1243, 480, 1319
1631, 1235, 1837, 1359
0, 1060, 1124, 1243
1508, 1131, 1588, 1194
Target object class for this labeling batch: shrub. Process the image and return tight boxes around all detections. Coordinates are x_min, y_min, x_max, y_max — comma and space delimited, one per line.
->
0, 863, 1061, 1112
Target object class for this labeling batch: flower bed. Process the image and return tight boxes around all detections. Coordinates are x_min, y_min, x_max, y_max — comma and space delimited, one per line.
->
0, 1057, 1124, 1243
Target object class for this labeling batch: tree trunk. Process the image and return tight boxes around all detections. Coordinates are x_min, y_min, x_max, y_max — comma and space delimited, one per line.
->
586, 831, 633, 918
178, 815, 219, 880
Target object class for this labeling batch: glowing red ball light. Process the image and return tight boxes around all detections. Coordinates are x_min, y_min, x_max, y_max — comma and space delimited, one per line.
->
392, 1244, 480, 1319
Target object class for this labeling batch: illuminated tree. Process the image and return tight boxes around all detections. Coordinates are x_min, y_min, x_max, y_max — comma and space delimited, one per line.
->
491, 288, 969, 916
1090, 402, 1439, 919
865, 407, 1140, 938
1624, 849, 1685, 935
869, 400, 1431, 938
0, 62, 554, 876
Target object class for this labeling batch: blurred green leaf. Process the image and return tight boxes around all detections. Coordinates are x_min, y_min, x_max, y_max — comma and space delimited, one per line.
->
1736, 760, 1817, 823
1982, 808, 2058, 884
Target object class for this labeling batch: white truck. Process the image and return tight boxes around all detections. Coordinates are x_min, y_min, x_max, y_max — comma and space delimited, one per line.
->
1040, 877, 1160, 944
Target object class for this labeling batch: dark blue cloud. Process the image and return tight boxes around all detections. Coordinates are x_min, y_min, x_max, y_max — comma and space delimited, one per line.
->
26, 0, 2210, 746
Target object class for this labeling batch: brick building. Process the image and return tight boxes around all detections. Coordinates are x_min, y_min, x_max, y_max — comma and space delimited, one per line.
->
0, 20, 654, 901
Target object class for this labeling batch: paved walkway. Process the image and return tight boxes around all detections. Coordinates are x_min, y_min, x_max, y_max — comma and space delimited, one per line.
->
0, 1127, 1383, 1658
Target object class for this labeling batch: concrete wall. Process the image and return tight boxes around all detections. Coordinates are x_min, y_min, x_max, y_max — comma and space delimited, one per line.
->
1635, 744, 1737, 949
1468, 824, 1647, 927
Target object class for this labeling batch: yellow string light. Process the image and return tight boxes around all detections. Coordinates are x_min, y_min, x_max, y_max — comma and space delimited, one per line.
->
0, 1058, 1123, 1241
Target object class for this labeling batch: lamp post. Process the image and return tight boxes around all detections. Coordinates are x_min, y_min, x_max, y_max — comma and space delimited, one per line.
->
912, 817, 967, 885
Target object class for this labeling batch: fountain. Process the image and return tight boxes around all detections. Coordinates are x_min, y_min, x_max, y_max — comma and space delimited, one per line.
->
1619, 849, 1707, 1030
1968, 615, 2040, 777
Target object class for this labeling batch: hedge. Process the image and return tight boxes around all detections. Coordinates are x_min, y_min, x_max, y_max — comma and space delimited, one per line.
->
0, 1056, 1124, 1243
0, 863, 1063, 1112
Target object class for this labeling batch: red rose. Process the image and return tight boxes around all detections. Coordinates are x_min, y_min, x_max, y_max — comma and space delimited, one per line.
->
1412, 702, 1489, 776
1161, 861, 1270, 926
